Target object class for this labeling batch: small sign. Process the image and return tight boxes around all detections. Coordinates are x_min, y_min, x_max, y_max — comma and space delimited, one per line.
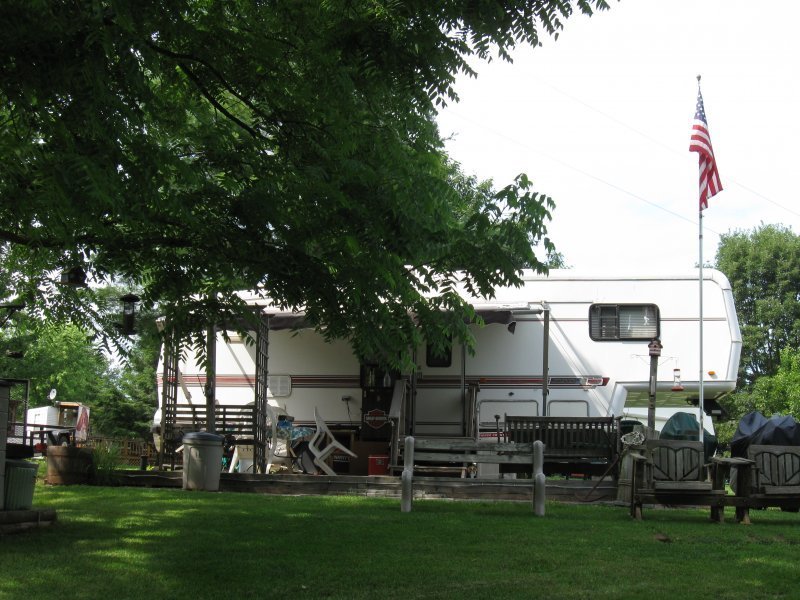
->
364, 408, 389, 430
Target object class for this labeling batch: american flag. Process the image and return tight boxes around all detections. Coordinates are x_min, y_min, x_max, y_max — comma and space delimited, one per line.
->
689, 88, 722, 210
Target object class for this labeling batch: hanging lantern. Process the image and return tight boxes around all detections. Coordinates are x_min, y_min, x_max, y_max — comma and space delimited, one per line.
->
119, 294, 140, 335
671, 368, 684, 392
60, 266, 88, 287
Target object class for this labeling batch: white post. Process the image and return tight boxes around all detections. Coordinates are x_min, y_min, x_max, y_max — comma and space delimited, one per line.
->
401, 436, 415, 512
533, 440, 546, 516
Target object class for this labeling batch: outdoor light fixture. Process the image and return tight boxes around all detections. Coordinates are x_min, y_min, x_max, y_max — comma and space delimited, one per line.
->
671, 368, 684, 392
60, 266, 88, 287
119, 293, 140, 335
0, 301, 25, 328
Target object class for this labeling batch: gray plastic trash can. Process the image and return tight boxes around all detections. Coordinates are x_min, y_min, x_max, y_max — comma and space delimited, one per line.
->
5, 459, 38, 510
182, 432, 224, 491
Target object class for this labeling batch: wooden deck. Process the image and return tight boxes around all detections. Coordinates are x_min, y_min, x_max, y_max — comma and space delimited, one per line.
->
116, 470, 619, 504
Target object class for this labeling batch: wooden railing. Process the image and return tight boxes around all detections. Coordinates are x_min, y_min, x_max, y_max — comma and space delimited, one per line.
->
81, 437, 159, 467
504, 415, 621, 476
165, 404, 257, 438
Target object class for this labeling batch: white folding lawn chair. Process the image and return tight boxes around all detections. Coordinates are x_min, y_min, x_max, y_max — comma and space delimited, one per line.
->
308, 407, 357, 475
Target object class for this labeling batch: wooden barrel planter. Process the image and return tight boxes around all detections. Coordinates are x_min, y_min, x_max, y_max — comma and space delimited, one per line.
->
46, 446, 94, 485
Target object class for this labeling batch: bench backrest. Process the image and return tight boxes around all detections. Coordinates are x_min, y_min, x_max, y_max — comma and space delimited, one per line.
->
748, 445, 800, 489
505, 416, 618, 459
647, 439, 705, 483
411, 438, 538, 465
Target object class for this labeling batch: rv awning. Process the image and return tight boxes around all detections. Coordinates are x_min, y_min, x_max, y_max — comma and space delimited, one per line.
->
473, 302, 546, 325
262, 311, 310, 330
261, 303, 547, 330
474, 309, 514, 325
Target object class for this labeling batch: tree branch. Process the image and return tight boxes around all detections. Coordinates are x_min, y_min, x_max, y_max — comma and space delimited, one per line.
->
144, 40, 303, 143
176, 62, 260, 138
144, 39, 333, 143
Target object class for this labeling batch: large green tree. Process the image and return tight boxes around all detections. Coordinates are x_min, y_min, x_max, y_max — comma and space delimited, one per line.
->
715, 346, 800, 444
715, 224, 800, 388
1, 1, 609, 367
0, 317, 113, 411
0, 293, 159, 438
732, 348, 800, 417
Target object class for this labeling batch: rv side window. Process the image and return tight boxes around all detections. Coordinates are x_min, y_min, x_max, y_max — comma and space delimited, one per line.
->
426, 343, 452, 368
589, 304, 659, 341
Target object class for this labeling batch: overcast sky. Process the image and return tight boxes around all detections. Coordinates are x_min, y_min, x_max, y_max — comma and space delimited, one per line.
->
437, 0, 800, 274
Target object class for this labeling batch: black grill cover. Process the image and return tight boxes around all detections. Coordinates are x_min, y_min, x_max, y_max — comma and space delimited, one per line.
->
660, 411, 718, 460
731, 411, 800, 457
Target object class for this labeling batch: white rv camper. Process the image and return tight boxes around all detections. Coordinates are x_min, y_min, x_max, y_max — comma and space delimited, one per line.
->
154, 269, 741, 471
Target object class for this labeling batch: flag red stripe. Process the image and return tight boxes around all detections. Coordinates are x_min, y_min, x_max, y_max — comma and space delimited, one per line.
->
689, 90, 722, 211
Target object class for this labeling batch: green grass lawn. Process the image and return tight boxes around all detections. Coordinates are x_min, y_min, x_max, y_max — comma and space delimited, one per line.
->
2, 478, 800, 600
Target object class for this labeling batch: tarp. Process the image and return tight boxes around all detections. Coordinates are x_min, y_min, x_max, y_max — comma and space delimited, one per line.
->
660, 411, 718, 460
730, 411, 800, 457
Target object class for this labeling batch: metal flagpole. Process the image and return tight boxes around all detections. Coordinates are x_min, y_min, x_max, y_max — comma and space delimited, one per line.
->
690, 73, 722, 445
697, 74, 705, 445
699, 205, 705, 444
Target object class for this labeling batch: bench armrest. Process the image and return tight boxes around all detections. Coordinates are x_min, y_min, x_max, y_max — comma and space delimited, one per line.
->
711, 456, 755, 466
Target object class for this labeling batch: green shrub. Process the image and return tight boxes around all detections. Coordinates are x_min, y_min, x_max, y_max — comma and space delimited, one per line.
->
91, 442, 121, 486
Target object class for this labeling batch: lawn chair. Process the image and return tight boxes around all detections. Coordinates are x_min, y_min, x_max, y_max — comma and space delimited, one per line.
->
265, 405, 295, 473
630, 439, 726, 520
229, 442, 255, 473
308, 407, 357, 475
727, 445, 800, 523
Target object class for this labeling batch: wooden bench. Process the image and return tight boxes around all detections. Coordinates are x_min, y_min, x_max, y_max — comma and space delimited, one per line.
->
722, 445, 800, 524
504, 416, 620, 477
400, 436, 546, 515
630, 439, 726, 520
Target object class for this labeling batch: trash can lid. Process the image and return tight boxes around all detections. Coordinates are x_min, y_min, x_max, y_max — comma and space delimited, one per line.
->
6, 442, 34, 459
5, 459, 38, 470
182, 432, 224, 445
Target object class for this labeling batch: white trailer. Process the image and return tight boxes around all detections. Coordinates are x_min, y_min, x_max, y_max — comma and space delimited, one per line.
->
25, 401, 89, 447
155, 269, 741, 449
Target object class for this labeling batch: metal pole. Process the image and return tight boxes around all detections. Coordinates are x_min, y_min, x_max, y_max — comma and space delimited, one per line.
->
648, 339, 662, 434
460, 342, 467, 436
0, 381, 11, 510
542, 308, 550, 416
699, 210, 705, 443
410, 347, 417, 436
205, 324, 217, 433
